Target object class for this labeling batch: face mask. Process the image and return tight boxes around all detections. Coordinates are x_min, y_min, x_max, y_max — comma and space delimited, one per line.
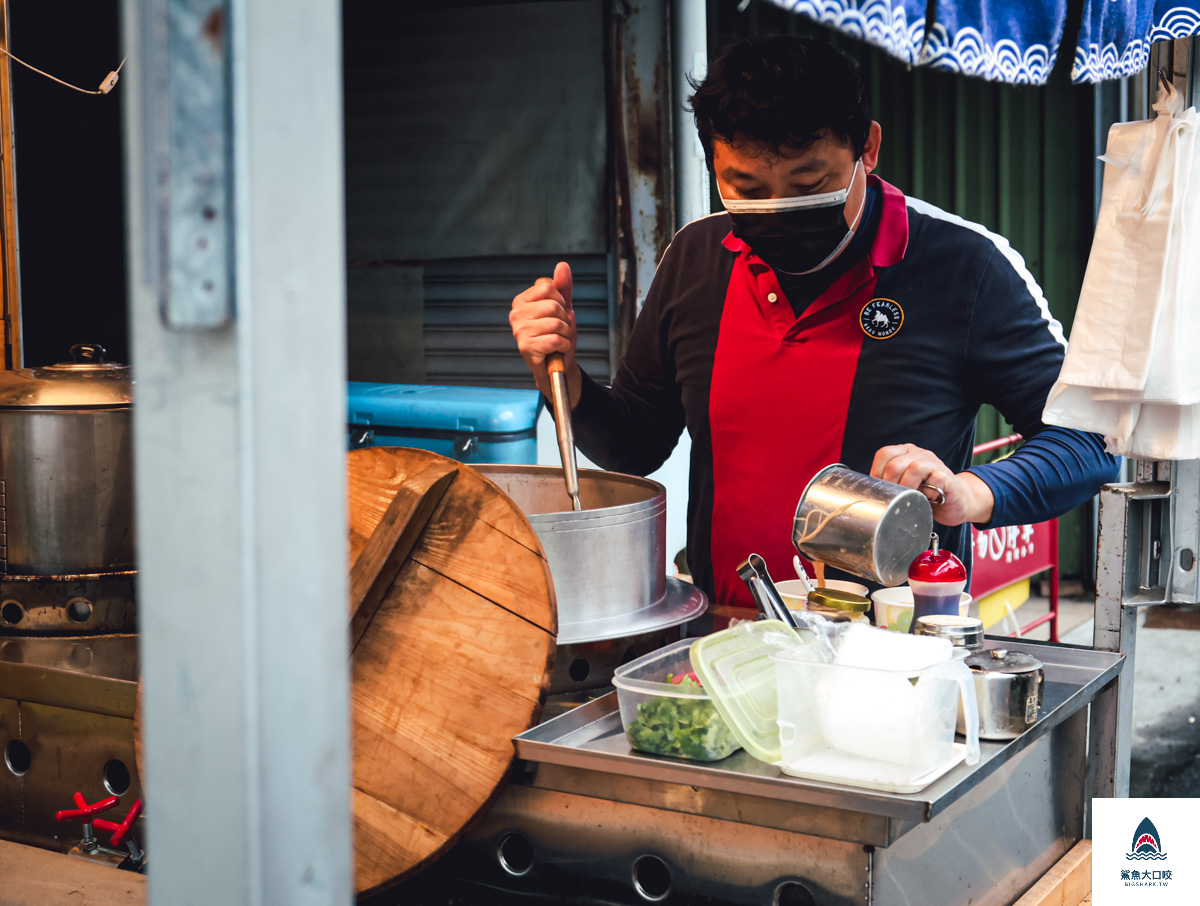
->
721, 160, 864, 275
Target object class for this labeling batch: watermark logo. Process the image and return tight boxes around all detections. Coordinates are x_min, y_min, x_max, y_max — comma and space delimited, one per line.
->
1129, 816, 1168, 861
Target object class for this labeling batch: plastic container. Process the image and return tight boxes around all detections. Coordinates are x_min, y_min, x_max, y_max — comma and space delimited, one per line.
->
872, 586, 971, 633
612, 638, 742, 761
346, 382, 543, 464
688, 620, 807, 763
772, 634, 980, 792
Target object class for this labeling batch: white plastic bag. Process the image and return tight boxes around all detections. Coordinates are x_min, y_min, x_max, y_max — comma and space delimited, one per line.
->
1044, 83, 1200, 458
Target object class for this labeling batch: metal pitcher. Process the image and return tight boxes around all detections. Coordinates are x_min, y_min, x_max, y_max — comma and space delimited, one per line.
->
793, 464, 933, 587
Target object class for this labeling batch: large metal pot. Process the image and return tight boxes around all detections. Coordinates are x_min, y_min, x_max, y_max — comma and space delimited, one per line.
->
0, 344, 134, 575
472, 464, 705, 644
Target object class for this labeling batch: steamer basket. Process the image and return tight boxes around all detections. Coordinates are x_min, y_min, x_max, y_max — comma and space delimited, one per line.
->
472, 465, 705, 644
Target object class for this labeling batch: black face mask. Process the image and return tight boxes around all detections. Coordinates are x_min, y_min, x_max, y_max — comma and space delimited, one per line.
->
720, 159, 863, 274
727, 204, 851, 274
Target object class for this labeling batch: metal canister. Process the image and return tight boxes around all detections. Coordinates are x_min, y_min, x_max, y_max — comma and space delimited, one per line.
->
793, 464, 933, 587
914, 614, 985, 651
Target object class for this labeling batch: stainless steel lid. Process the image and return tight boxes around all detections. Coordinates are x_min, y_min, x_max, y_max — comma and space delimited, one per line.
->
914, 614, 985, 649
0, 344, 132, 408
964, 648, 1044, 674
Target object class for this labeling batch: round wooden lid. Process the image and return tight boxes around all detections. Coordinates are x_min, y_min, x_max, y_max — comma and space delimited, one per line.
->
347, 447, 557, 895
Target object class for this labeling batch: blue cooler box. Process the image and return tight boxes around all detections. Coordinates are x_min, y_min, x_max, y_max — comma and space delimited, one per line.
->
347, 382, 543, 464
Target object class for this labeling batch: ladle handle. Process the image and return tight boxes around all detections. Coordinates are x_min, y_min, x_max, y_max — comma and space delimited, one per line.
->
547, 353, 582, 511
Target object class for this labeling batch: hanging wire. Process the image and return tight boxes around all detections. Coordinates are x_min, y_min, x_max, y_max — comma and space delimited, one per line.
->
0, 46, 124, 96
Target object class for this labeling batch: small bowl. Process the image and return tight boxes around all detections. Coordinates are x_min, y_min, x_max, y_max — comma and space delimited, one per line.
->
870, 586, 972, 633
775, 578, 870, 611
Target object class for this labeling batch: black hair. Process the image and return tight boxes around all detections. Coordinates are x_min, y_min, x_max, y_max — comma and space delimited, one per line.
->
688, 34, 871, 164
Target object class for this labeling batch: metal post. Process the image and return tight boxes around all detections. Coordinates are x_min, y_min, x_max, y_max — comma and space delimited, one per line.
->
122, 0, 352, 902
671, 0, 709, 230
1088, 482, 1140, 807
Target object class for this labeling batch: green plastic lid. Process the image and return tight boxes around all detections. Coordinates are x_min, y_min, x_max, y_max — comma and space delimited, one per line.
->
689, 620, 803, 764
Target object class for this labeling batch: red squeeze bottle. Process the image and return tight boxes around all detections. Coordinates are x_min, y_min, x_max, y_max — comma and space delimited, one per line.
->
907, 532, 967, 633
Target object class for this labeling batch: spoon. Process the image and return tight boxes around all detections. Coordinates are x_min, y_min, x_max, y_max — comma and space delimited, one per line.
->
792, 555, 815, 595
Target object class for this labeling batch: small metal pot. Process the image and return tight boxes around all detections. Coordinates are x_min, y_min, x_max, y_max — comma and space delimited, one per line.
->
956, 648, 1045, 740
0, 345, 134, 576
793, 464, 933, 586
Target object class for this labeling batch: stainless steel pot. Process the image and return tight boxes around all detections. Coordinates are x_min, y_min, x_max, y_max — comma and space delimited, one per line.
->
0, 344, 134, 575
956, 648, 1044, 740
472, 464, 705, 644
793, 464, 933, 586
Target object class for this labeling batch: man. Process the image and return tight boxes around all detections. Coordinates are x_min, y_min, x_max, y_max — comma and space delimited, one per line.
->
510, 34, 1119, 608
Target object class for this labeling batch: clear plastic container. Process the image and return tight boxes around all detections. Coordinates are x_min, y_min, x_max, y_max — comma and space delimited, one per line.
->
771, 645, 979, 792
612, 638, 742, 761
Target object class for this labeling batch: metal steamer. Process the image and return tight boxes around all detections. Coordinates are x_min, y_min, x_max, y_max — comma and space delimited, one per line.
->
0, 346, 143, 863
473, 465, 706, 696
0, 344, 137, 635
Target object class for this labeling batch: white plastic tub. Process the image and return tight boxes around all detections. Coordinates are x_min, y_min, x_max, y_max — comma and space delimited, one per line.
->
772, 639, 979, 792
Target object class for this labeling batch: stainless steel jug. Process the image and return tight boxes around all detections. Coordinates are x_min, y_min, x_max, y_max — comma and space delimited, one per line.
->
793, 464, 932, 587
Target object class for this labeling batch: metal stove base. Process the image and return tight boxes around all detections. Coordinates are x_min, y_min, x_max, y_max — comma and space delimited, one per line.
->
0, 635, 142, 854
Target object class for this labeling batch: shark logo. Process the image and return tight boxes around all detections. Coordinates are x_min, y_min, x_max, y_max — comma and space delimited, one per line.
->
1127, 816, 1168, 861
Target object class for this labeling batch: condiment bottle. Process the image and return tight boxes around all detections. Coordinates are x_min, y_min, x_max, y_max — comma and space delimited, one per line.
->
906, 532, 967, 633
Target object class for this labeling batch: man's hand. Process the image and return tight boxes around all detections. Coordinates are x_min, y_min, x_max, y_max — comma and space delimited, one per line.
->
871, 443, 995, 526
509, 261, 582, 407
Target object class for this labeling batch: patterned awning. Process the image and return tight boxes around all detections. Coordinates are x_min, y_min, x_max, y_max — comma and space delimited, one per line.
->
765, 0, 1200, 84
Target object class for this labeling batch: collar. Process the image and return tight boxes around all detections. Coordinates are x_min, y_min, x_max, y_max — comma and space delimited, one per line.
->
720, 174, 910, 267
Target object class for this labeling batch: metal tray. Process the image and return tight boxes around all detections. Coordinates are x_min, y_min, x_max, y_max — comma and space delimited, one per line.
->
515, 639, 1123, 829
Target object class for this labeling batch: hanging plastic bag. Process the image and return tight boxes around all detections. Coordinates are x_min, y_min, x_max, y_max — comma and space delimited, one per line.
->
1044, 82, 1200, 459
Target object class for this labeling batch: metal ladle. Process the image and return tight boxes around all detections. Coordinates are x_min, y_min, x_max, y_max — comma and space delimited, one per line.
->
546, 352, 582, 512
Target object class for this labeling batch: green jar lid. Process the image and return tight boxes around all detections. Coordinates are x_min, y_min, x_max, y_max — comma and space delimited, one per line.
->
807, 588, 871, 613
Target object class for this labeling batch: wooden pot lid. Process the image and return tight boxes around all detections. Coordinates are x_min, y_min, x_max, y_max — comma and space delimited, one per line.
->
347, 447, 557, 895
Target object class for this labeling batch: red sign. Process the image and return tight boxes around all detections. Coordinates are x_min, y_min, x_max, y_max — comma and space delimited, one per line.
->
969, 521, 1055, 598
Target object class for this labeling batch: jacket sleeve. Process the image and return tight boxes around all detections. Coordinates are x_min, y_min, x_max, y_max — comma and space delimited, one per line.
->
960, 246, 1121, 527
565, 243, 688, 476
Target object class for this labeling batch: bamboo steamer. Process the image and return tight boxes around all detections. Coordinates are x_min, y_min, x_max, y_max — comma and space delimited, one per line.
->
346, 447, 557, 895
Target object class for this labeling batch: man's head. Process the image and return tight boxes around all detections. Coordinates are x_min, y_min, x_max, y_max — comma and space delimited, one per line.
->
688, 34, 872, 166
688, 35, 881, 273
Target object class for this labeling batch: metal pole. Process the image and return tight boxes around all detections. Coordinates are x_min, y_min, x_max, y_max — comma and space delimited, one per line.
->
0, 0, 21, 369
671, 0, 709, 230
122, 0, 352, 902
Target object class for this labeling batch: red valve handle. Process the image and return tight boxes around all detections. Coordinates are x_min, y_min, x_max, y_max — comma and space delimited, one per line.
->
55, 792, 120, 823
93, 797, 143, 847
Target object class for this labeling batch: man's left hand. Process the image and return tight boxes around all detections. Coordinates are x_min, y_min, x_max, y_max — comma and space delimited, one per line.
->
871, 443, 995, 526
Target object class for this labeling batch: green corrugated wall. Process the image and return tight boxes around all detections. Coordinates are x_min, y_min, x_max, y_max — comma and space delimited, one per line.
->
713, 0, 1098, 580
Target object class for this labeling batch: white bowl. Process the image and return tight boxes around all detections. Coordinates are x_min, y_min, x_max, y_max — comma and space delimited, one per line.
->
775, 578, 870, 611
870, 586, 972, 632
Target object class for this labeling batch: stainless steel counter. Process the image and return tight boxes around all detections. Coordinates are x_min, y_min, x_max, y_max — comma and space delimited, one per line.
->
444, 639, 1123, 906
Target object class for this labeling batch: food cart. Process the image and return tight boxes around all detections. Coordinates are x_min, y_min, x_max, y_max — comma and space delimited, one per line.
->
1, 2, 1200, 906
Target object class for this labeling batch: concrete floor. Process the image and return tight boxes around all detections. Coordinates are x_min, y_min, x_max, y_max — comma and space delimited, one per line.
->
989, 592, 1200, 797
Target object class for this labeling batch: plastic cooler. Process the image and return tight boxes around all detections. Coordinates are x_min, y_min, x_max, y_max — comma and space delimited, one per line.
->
347, 382, 543, 464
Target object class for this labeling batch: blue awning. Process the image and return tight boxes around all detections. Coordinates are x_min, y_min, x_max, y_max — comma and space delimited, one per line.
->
766, 1, 1200, 84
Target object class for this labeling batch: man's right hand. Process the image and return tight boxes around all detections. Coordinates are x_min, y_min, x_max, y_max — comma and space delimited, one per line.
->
509, 261, 582, 408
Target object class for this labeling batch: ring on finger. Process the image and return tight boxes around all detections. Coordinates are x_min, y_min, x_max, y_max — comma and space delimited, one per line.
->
919, 481, 946, 506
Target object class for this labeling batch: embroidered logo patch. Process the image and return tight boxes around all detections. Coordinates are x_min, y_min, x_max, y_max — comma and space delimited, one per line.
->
860, 298, 904, 339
